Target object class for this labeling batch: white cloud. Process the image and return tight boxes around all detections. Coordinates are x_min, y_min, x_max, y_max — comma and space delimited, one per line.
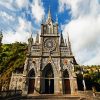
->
0, 0, 16, 11
0, 0, 29, 10
0, 0, 45, 44
84, 50, 100, 65
2, 17, 32, 43
59, 0, 100, 65
31, 0, 45, 23
0, 11, 14, 21
15, 0, 29, 9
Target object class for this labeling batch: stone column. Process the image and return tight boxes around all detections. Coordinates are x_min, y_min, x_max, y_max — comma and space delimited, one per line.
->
59, 77, 63, 94
34, 76, 40, 94
22, 76, 28, 96
54, 77, 59, 94
54, 71, 62, 94
70, 76, 78, 95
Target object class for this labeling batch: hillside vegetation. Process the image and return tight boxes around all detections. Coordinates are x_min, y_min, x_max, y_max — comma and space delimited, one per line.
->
0, 42, 27, 89
0, 42, 100, 91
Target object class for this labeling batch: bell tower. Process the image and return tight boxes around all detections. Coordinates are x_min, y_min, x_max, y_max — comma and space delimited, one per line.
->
41, 7, 59, 56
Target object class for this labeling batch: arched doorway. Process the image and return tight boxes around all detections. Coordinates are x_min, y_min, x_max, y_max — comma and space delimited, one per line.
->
63, 69, 71, 94
42, 63, 54, 94
28, 69, 35, 94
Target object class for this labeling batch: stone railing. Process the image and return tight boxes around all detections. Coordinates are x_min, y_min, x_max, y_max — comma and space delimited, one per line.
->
0, 90, 22, 99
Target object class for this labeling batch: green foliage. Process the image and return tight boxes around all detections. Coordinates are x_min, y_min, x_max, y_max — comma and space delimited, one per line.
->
0, 42, 27, 78
75, 65, 100, 85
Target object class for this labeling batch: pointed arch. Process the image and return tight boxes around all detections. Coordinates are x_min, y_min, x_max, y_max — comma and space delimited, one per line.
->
41, 63, 54, 94
62, 69, 71, 94
42, 63, 54, 78
28, 68, 35, 94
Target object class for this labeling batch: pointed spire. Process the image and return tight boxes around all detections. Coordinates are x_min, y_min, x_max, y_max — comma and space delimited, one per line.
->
42, 15, 44, 24
46, 6, 52, 24
35, 33, 39, 44
65, 39, 67, 47
28, 33, 33, 45
28, 33, 33, 53
67, 32, 70, 44
60, 30, 65, 46
67, 32, 72, 55
48, 5, 51, 19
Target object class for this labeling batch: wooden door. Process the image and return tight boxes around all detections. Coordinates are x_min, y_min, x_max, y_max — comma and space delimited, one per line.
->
28, 79, 35, 94
64, 79, 71, 94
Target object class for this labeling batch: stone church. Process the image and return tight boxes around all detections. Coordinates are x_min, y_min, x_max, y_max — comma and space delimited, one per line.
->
9, 8, 78, 95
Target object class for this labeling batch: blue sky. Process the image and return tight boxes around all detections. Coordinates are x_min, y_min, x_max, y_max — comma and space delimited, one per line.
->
0, 0, 100, 65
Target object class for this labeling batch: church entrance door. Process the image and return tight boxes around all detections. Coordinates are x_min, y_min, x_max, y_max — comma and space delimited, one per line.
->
42, 63, 54, 94
63, 69, 71, 94
28, 69, 35, 94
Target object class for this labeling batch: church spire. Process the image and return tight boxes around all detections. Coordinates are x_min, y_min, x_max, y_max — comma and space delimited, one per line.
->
46, 6, 52, 24
60, 31, 65, 46
67, 32, 72, 55
48, 6, 51, 20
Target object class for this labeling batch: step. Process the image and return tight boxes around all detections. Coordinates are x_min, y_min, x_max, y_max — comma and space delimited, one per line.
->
21, 94, 87, 100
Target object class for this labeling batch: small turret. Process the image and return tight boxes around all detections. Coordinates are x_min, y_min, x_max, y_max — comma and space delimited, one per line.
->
0, 30, 3, 45
28, 33, 33, 53
65, 39, 67, 47
35, 33, 39, 44
67, 32, 72, 55
60, 31, 65, 46
28, 33, 33, 44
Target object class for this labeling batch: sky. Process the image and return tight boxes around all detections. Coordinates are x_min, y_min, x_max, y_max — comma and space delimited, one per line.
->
0, 0, 100, 65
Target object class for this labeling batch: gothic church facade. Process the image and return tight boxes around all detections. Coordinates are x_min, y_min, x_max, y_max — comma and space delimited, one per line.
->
9, 9, 78, 95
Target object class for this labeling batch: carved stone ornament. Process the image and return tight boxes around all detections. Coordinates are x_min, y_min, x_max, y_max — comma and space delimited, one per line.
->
44, 38, 56, 51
